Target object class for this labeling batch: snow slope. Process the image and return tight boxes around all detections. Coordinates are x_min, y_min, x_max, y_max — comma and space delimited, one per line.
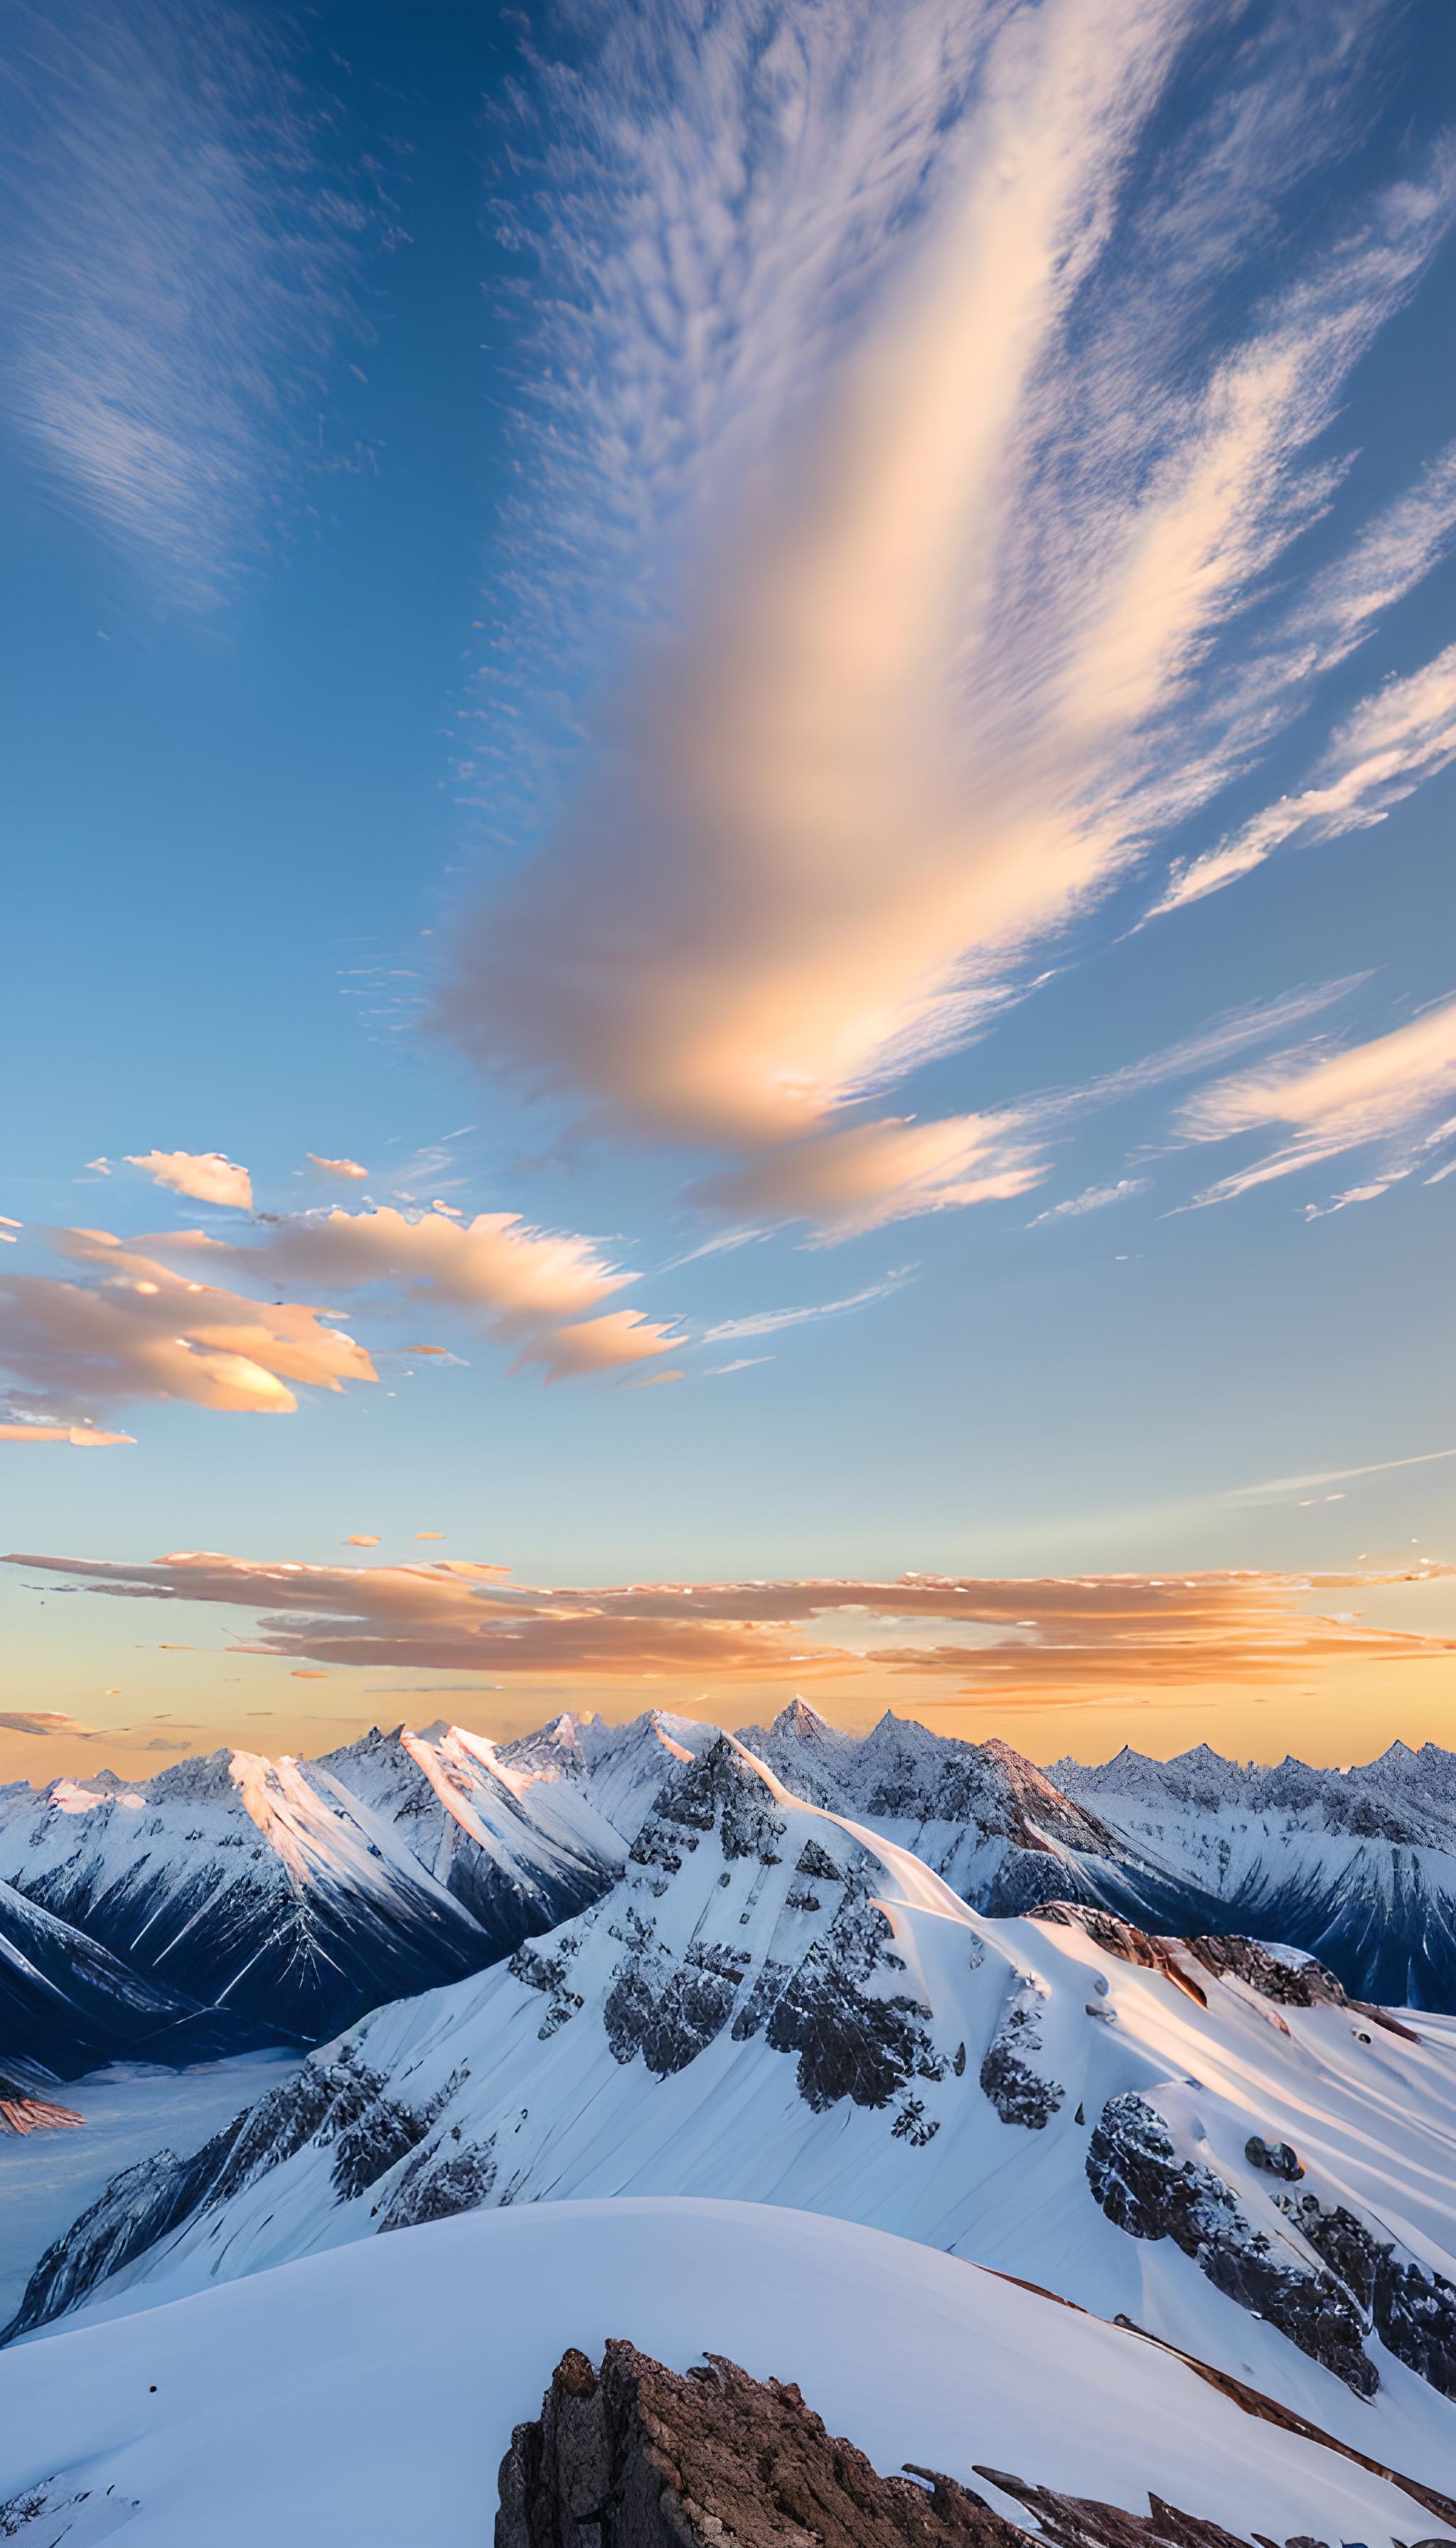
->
0, 1725, 623, 2056
0, 2200, 1448, 2547
18, 1736, 1456, 2489
1053, 1740, 1456, 2007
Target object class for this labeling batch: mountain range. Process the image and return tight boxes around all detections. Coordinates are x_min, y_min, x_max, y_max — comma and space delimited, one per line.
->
7, 1703, 1456, 2081
9, 1730, 1456, 2500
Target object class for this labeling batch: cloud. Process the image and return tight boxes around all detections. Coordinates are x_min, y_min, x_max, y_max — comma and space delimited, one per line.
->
1152, 641, 1456, 913
707, 1358, 774, 1377
6, 1548, 1450, 1698
691, 1116, 1039, 1239
0, 1228, 375, 1421
1175, 994, 1456, 1205
345, 1534, 381, 1548
442, 0, 1453, 1242
1230, 1444, 1456, 1504
0, 1422, 135, 1447
307, 1155, 369, 1180
84, 1157, 111, 1175
515, 1310, 684, 1386
125, 1150, 254, 1209
0, 0, 368, 606
154, 1204, 682, 1378
699, 1268, 917, 1345
1028, 1177, 1149, 1226
0, 1711, 85, 1735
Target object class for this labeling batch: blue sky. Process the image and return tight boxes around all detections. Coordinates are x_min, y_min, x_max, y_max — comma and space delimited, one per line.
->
2, 0, 1454, 1771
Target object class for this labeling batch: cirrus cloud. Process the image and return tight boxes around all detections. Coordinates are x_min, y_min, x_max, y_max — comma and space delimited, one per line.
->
442, 0, 1455, 1250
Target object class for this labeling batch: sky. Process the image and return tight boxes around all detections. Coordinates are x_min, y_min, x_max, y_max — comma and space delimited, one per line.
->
1, 0, 1454, 1782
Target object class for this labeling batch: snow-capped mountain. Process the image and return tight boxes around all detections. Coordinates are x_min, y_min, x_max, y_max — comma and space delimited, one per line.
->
1051, 1740, 1456, 2007
0, 1873, 282, 2081
16, 1735, 1456, 2493
5, 2201, 1447, 2548
736, 1701, 1151, 1912
0, 1723, 623, 2060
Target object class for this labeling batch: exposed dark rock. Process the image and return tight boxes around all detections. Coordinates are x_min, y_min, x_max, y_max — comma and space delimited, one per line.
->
496, 2342, 1292, 2548
633, 1741, 787, 1875
1179, 1937, 1346, 2009
1244, 2137, 1302, 2182
765, 1896, 939, 2111
1283, 2195, 1456, 2397
1032, 1904, 1210, 2008
496, 2340, 1028, 2548
978, 1978, 1063, 2129
796, 1839, 843, 1883
972, 2468, 1269, 2547
379, 2135, 498, 2229
512, 1935, 588, 2038
1086, 2094, 1374, 2394
329, 2091, 434, 2200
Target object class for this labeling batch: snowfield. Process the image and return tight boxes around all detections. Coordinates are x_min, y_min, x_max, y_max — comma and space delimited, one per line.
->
0, 2199, 1450, 2547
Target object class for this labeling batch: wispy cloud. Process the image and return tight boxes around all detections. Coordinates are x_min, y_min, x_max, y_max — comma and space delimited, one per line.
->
306, 1155, 369, 1182
699, 1268, 916, 1344
441, 0, 1452, 1247
1175, 994, 1456, 1206
1028, 1178, 1149, 1226
1230, 1444, 1456, 1504
1151, 641, 1456, 914
7, 1548, 1450, 1698
1, 0, 369, 604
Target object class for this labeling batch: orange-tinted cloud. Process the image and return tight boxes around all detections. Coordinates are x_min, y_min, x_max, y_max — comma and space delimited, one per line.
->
155, 1206, 682, 1379
306, 1154, 368, 1179
6, 1550, 1449, 1699
345, 1533, 381, 1547
442, 1, 1454, 1242
1177, 995, 1456, 1205
124, 1149, 253, 1209
0, 1229, 374, 1420
0, 1422, 135, 1447
514, 1308, 684, 1385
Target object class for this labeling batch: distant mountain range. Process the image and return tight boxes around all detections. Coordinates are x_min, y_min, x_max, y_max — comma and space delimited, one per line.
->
10, 1729, 1456, 2499
6, 1703, 1456, 2079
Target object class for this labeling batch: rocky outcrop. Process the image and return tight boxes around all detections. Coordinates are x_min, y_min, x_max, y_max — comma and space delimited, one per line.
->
1086, 2094, 1374, 2394
378, 2134, 499, 2229
979, 1976, 1063, 2129
1031, 1904, 1209, 2007
1281, 2194, 1456, 2397
761, 1895, 943, 2114
495, 2343, 1298, 2548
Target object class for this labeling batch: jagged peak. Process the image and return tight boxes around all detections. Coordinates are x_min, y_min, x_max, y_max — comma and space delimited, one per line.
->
771, 1696, 837, 1740
141, 1747, 247, 1806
